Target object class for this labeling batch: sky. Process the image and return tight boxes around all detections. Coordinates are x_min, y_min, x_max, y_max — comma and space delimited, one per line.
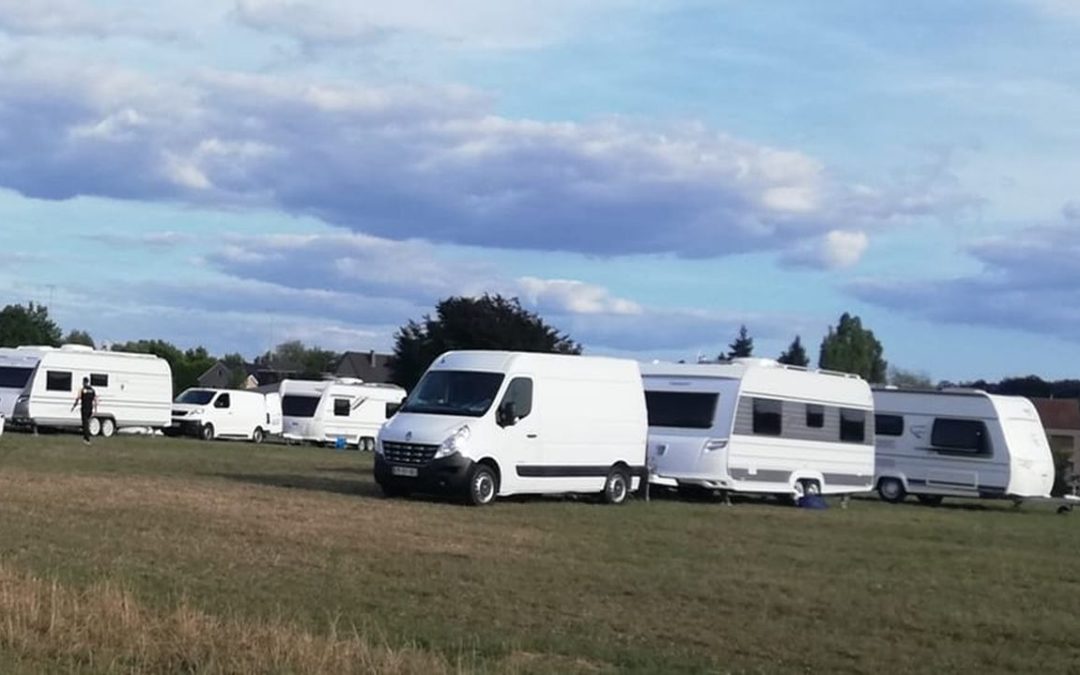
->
1, 0, 1079, 381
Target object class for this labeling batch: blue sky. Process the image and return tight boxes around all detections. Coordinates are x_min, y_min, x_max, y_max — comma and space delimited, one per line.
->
1, 0, 1079, 381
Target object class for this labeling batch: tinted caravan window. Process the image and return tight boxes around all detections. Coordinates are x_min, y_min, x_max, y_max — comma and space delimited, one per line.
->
282, 395, 319, 418
46, 371, 72, 392
840, 408, 866, 443
645, 391, 718, 429
875, 414, 904, 437
752, 398, 782, 436
90, 373, 109, 388
0, 367, 33, 389
334, 398, 351, 417
931, 418, 990, 455
806, 404, 825, 429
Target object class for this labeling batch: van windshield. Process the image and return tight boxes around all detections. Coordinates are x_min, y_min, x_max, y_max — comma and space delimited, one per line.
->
400, 370, 505, 417
0, 366, 34, 389
282, 395, 320, 418
176, 389, 215, 405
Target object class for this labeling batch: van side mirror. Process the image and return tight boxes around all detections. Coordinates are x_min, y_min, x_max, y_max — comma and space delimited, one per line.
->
497, 401, 517, 427
386, 402, 401, 419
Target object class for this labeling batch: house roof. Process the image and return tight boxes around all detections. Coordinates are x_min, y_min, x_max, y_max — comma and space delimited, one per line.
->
336, 350, 393, 383
1032, 398, 1080, 431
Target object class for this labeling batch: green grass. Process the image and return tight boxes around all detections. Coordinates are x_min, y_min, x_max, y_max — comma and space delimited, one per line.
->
0, 433, 1076, 673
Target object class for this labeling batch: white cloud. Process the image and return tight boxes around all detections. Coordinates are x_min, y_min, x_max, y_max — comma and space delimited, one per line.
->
0, 0, 181, 40
782, 229, 869, 270
517, 277, 643, 316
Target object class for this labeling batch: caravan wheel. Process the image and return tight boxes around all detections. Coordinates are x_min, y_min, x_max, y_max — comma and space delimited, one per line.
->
87, 417, 102, 437
99, 418, 116, 438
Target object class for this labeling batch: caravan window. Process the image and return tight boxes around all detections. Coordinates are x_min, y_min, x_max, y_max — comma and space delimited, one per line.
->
90, 373, 109, 388
840, 408, 866, 443
333, 398, 351, 417
214, 393, 231, 409
805, 404, 825, 429
499, 378, 534, 419
931, 419, 990, 455
645, 391, 718, 429
875, 414, 904, 437
752, 398, 782, 436
46, 371, 72, 392
0, 367, 33, 389
282, 395, 319, 418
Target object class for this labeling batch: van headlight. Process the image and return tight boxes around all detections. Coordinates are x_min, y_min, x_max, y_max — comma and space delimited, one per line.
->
191, 408, 204, 416
434, 425, 470, 459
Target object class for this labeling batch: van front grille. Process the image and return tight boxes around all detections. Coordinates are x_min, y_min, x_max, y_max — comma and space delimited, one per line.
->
172, 410, 188, 417
383, 441, 438, 465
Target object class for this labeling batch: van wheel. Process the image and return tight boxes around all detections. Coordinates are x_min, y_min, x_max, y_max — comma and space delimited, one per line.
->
252, 428, 265, 444
602, 467, 631, 505
466, 464, 498, 506
917, 494, 943, 507
878, 477, 906, 503
200, 424, 215, 442
99, 418, 116, 438
87, 417, 102, 437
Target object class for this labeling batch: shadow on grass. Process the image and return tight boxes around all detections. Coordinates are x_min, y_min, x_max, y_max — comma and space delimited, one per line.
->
212, 472, 384, 499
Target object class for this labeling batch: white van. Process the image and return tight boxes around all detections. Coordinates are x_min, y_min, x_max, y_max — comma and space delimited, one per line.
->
12, 345, 172, 436
375, 350, 648, 506
170, 388, 280, 443
642, 359, 876, 500
873, 388, 1055, 504
280, 378, 405, 450
0, 347, 47, 420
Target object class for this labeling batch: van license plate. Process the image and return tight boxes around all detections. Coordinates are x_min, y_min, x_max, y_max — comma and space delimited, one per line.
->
391, 466, 418, 477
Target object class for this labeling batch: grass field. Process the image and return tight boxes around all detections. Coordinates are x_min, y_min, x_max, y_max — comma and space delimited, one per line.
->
0, 433, 1075, 673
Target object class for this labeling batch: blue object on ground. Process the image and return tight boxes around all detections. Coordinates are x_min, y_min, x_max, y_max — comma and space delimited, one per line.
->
798, 494, 829, 510
335, 436, 347, 449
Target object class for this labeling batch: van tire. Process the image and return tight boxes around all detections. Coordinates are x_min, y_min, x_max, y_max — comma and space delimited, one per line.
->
466, 464, 498, 506
252, 428, 265, 444
99, 417, 116, 438
602, 467, 631, 505
878, 477, 906, 503
201, 424, 215, 442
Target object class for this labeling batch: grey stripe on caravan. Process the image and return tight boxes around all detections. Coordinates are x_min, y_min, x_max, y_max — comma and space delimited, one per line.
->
822, 473, 873, 486
729, 468, 791, 483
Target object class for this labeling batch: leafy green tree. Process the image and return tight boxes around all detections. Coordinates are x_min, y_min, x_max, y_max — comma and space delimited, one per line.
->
818, 312, 887, 383
256, 340, 338, 378
888, 366, 933, 389
726, 325, 754, 358
0, 302, 62, 348
777, 335, 810, 367
64, 329, 95, 348
390, 294, 582, 390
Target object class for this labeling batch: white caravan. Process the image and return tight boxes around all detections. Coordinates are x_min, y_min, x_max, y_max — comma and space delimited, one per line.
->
170, 388, 282, 443
642, 359, 876, 500
376, 351, 648, 506
11, 345, 172, 436
0, 347, 47, 420
280, 378, 406, 450
873, 388, 1055, 504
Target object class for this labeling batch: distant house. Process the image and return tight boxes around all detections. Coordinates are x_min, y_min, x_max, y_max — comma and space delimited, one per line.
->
1032, 398, 1080, 468
196, 361, 295, 391
336, 350, 393, 383
197, 361, 234, 389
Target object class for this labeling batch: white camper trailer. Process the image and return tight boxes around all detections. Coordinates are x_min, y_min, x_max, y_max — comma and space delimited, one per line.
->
11, 345, 172, 436
642, 359, 876, 500
280, 378, 406, 450
873, 388, 1056, 504
0, 347, 47, 420
170, 388, 282, 442
375, 351, 648, 506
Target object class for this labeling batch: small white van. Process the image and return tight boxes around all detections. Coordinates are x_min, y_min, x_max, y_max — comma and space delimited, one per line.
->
280, 378, 406, 450
873, 388, 1055, 504
643, 359, 876, 500
170, 388, 280, 443
12, 345, 172, 436
375, 350, 648, 506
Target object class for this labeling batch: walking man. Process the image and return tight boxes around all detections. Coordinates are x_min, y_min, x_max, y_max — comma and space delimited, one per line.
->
71, 377, 97, 445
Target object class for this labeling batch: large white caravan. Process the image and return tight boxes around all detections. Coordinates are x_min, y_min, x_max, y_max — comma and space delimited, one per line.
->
642, 358, 876, 500
0, 347, 47, 420
11, 345, 172, 436
376, 351, 648, 506
873, 388, 1055, 504
170, 388, 281, 442
280, 378, 406, 450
